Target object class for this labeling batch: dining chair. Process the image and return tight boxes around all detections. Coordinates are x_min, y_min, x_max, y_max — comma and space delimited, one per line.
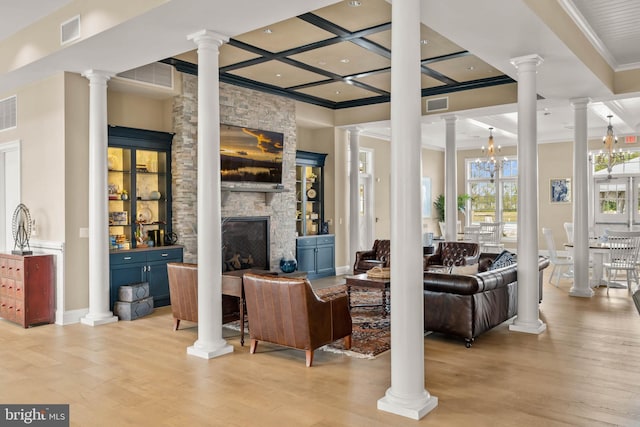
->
564, 222, 574, 244
563, 222, 575, 277
479, 222, 504, 253
542, 227, 573, 287
602, 230, 640, 295
464, 225, 481, 243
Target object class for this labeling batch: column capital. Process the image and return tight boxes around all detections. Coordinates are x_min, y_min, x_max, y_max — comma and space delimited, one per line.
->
81, 70, 114, 82
187, 29, 229, 48
348, 126, 362, 135
442, 114, 457, 123
510, 54, 544, 69
570, 97, 590, 108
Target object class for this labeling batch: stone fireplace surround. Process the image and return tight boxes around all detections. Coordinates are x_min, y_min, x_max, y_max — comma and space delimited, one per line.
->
172, 74, 297, 266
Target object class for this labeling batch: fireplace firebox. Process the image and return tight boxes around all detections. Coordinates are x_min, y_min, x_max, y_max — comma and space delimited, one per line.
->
222, 217, 269, 271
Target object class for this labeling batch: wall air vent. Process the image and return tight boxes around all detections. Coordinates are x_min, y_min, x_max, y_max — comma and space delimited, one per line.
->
60, 15, 81, 45
426, 97, 449, 112
0, 96, 17, 131
117, 63, 174, 89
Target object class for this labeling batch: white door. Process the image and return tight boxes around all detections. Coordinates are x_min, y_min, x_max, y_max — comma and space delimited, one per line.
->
358, 175, 374, 250
0, 141, 21, 251
358, 149, 374, 250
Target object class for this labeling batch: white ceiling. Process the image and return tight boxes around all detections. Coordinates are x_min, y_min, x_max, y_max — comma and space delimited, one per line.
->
2, 0, 640, 151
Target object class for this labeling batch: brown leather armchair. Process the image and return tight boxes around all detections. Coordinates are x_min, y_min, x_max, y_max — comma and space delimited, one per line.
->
167, 262, 239, 331
353, 239, 391, 274
242, 273, 352, 367
424, 241, 480, 272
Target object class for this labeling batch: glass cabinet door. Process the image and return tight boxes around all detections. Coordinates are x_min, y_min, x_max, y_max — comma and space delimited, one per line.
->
108, 147, 132, 249
108, 126, 174, 250
135, 149, 168, 245
295, 151, 327, 236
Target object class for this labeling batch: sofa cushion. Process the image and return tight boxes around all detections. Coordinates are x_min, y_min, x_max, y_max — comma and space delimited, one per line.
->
489, 250, 516, 270
451, 264, 479, 276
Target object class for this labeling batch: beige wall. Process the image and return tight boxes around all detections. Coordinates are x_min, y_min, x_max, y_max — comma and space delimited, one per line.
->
360, 135, 391, 239
63, 72, 90, 310
422, 147, 445, 236
107, 90, 173, 132
1, 74, 67, 242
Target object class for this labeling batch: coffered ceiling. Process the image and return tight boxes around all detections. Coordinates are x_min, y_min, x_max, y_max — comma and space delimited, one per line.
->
168, 0, 512, 109
3, 0, 640, 150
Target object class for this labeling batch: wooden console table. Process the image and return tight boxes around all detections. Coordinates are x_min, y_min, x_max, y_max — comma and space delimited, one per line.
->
345, 273, 391, 317
221, 269, 275, 345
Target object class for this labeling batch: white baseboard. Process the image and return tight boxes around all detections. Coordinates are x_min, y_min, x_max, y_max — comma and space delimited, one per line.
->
336, 265, 351, 276
62, 308, 89, 325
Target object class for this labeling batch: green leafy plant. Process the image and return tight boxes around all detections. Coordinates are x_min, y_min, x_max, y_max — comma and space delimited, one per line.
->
434, 193, 470, 222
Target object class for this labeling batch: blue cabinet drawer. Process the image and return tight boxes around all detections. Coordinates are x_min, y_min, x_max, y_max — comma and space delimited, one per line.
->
316, 235, 334, 246
296, 237, 318, 248
110, 252, 146, 265
147, 248, 183, 262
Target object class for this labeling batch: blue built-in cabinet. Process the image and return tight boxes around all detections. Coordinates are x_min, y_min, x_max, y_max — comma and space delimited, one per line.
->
296, 234, 335, 279
109, 246, 183, 309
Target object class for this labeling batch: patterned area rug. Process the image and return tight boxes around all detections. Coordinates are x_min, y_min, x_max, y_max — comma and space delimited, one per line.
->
223, 285, 390, 359
315, 285, 390, 359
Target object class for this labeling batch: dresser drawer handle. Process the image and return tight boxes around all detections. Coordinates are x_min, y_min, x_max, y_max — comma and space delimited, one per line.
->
123, 256, 132, 260
161, 253, 169, 257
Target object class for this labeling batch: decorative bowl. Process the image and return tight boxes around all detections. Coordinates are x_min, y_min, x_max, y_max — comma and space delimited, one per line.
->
280, 258, 297, 273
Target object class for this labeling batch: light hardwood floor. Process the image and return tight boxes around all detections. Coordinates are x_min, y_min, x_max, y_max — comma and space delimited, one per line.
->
1, 271, 639, 426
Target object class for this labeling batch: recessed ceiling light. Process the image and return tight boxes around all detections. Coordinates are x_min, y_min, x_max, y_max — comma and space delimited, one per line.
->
340, 58, 350, 63
335, 90, 341, 94
467, 66, 475, 71
275, 73, 282, 77
263, 28, 273, 34
420, 39, 429, 45
347, 1, 362, 7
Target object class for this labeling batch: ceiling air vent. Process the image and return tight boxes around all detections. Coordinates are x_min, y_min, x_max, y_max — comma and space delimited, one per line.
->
117, 63, 174, 89
426, 97, 448, 112
60, 15, 81, 45
0, 96, 17, 131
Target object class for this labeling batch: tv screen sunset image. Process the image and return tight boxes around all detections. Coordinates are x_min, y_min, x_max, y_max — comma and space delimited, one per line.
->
220, 124, 284, 183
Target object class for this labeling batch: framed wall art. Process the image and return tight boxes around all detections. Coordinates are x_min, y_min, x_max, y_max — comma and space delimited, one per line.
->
550, 178, 571, 203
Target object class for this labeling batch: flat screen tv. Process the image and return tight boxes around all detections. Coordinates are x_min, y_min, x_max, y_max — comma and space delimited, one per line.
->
220, 124, 284, 184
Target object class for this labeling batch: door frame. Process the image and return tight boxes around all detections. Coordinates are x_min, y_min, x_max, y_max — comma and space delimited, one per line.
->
0, 140, 21, 252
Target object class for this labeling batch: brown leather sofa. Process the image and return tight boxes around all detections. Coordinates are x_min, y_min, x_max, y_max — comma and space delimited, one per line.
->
354, 239, 391, 274
423, 241, 480, 271
242, 273, 352, 367
423, 253, 549, 347
167, 262, 240, 331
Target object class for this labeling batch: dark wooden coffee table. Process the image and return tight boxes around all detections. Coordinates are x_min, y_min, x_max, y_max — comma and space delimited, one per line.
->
345, 273, 391, 317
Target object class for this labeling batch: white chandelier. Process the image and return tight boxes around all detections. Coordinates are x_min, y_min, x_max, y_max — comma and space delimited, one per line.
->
592, 115, 630, 179
475, 127, 506, 183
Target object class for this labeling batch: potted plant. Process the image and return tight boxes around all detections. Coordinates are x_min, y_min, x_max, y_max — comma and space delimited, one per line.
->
434, 194, 470, 235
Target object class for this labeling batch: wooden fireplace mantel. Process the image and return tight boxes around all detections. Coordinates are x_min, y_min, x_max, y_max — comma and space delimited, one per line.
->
220, 184, 288, 206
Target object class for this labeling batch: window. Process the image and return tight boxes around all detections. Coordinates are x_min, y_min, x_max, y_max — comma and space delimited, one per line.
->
466, 157, 518, 239
591, 151, 640, 226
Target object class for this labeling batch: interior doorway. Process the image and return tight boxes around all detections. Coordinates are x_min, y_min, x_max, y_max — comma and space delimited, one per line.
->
358, 149, 374, 250
0, 141, 21, 252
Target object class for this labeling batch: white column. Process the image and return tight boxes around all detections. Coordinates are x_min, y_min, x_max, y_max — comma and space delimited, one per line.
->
349, 127, 361, 271
569, 98, 593, 297
81, 70, 118, 327
509, 54, 547, 335
377, 0, 437, 420
186, 29, 233, 359
444, 115, 458, 241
